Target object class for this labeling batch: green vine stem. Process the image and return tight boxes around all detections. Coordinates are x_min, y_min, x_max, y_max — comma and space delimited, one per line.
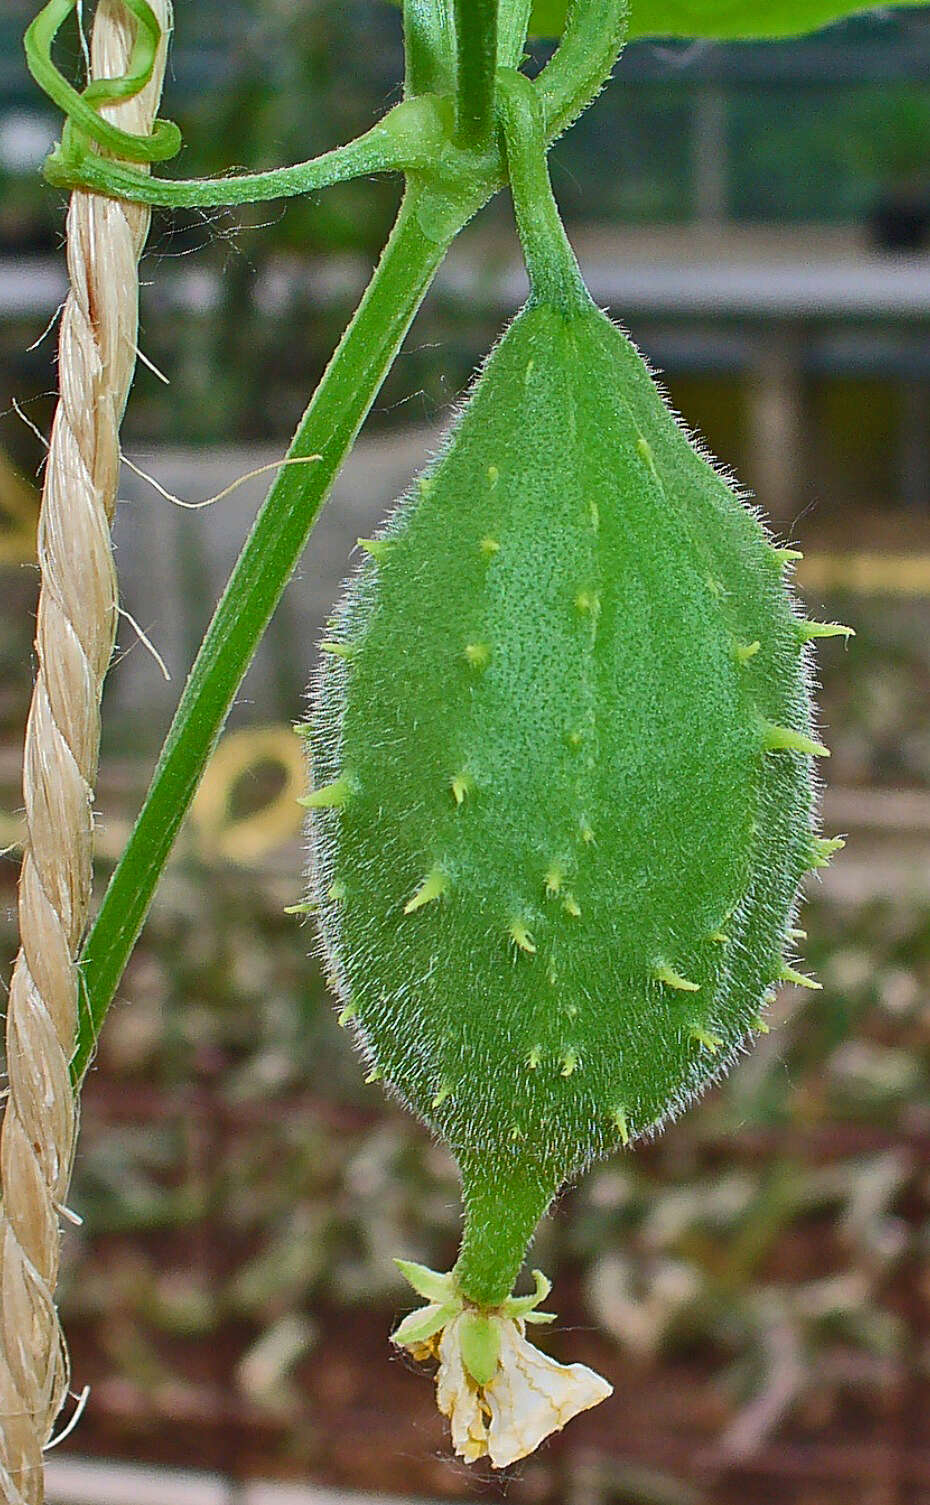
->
453, 0, 499, 146
44, 95, 447, 207
404, 0, 454, 97
73, 184, 470, 1083
497, 68, 589, 312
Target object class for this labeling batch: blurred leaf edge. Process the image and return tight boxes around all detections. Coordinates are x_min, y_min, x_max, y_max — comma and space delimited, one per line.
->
381, 1, 930, 43
530, 0, 929, 39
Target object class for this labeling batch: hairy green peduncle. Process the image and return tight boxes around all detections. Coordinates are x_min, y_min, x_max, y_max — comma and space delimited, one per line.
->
454, 1161, 555, 1308
497, 68, 591, 313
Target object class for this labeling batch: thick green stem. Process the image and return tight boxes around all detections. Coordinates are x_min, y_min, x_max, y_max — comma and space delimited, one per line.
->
404, 0, 454, 96
74, 184, 467, 1083
497, 69, 589, 313
453, 0, 499, 147
454, 1158, 554, 1308
497, 0, 533, 66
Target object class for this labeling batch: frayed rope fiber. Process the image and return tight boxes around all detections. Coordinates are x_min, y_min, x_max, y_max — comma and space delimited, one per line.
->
0, 2, 170, 1496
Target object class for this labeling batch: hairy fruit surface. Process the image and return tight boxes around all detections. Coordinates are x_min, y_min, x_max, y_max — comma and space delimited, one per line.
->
303, 296, 831, 1313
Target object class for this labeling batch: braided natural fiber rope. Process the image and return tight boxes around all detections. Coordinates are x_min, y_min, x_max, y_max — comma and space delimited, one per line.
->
0, 4, 170, 1496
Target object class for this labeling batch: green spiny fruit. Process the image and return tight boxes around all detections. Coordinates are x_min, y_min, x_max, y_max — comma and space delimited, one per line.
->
301, 290, 845, 1315
295, 67, 853, 1467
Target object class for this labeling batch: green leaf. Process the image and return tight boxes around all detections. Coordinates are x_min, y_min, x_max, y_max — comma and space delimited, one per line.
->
529, 0, 929, 39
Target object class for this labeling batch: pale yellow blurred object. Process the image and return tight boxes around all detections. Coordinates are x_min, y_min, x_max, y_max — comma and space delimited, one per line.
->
190, 724, 307, 863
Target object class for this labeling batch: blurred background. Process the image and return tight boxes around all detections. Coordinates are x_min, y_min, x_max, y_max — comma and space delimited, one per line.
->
3, 3, 930, 1502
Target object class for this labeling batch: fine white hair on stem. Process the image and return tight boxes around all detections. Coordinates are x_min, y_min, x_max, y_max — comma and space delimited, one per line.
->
0, 2, 170, 1496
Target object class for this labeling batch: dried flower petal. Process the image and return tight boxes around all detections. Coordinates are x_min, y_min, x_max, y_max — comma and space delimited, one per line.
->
436, 1314, 490, 1462
426, 1310, 610, 1467
483, 1317, 612, 1468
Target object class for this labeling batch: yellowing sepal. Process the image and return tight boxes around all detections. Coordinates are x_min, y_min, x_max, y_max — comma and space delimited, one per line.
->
392, 1301, 459, 1349
501, 1268, 552, 1321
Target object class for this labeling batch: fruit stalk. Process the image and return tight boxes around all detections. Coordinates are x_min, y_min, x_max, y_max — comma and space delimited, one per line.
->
454, 1159, 555, 1308
498, 67, 590, 312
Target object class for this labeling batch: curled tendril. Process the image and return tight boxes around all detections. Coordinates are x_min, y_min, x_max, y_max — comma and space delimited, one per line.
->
24, 0, 181, 168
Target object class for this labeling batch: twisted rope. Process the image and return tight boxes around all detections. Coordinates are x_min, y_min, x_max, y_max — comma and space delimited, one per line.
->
0, 3, 170, 1496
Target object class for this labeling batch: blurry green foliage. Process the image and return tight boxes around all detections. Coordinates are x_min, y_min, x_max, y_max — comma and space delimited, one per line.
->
39, 870, 930, 1473
840, 83, 930, 178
